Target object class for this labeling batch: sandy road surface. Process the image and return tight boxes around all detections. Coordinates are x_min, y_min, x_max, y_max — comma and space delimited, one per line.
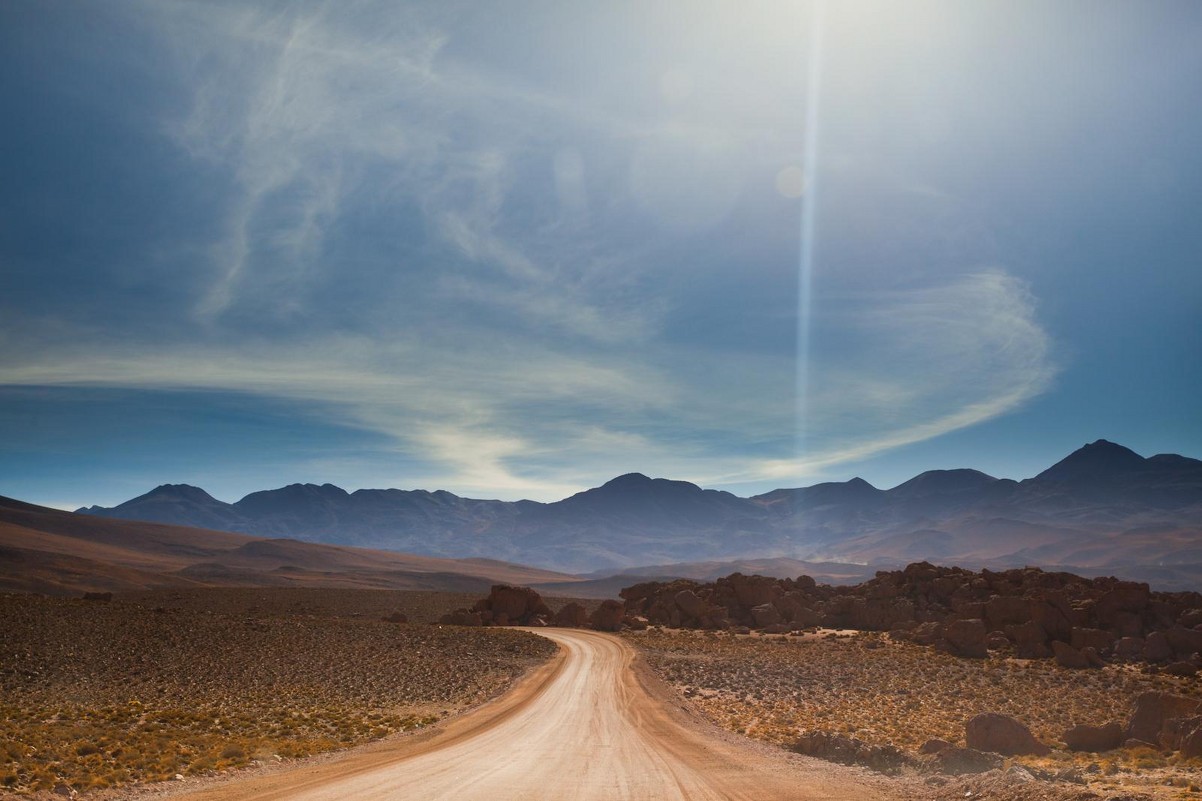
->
167, 629, 893, 801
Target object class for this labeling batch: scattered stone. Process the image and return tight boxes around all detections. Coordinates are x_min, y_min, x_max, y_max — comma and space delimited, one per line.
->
82, 592, 112, 602
926, 746, 1003, 775
792, 730, 915, 774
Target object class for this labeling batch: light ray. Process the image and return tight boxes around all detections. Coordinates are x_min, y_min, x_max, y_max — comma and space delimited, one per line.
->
796, 0, 826, 470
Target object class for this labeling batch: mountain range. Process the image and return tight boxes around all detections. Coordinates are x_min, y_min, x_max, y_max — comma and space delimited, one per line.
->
75, 440, 1202, 588
0, 493, 578, 596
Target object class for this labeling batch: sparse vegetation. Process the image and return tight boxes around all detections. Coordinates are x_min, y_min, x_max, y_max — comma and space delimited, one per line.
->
629, 628, 1202, 799
0, 590, 556, 796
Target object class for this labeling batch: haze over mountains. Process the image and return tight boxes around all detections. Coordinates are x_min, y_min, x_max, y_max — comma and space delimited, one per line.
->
77, 440, 1202, 589
0, 493, 579, 596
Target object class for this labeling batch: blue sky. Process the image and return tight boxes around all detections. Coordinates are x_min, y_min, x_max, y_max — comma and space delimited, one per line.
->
1, 0, 1200, 509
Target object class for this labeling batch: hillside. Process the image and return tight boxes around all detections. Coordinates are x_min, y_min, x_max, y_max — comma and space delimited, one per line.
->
0, 495, 578, 596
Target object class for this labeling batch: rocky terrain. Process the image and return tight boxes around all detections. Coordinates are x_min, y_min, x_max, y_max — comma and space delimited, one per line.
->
0, 589, 557, 796
438, 584, 621, 631
619, 563, 1202, 671
631, 627, 1202, 799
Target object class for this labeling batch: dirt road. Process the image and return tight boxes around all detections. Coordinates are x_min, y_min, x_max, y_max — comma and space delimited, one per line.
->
168, 628, 893, 800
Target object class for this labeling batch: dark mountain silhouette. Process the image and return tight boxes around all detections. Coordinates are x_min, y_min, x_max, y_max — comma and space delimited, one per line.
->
77, 440, 1202, 587
2, 494, 576, 596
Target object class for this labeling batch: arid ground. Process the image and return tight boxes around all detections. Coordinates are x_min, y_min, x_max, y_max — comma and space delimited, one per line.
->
0, 590, 558, 796
4, 589, 1201, 800
631, 627, 1202, 800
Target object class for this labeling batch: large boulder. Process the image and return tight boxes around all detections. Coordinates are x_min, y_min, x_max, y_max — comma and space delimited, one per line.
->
943, 618, 987, 658
1029, 596, 1073, 641
553, 602, 590, 628
727, 573, 782, 608
590, 599, 626, 632
752, 603, 783, 628
1005, 620, 1051, 658
1165, 626, 1202, 659
774, 592, 818, 626
984, 595, 1030, 630
674, 589, 706, 620
485, 585, 552, 623
965, 713, 1050, 756
1070, 627, 1115, 654
1143, 631, 1173, 662
1052, 640, 1092, 669
1124, 692, 1202, 744
1162, 716, 1202, 758
1094, 582, 1151, 626
1063, 722, 1123, 752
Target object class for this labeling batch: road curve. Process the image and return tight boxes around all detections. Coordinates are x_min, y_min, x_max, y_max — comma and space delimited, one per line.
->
170, 628, 892, 801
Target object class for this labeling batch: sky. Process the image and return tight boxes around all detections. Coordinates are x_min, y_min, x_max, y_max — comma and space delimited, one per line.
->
1, 0, 1200, 510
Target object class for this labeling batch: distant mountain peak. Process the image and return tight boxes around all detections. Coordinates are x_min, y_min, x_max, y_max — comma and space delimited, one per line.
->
590, 473, 706, 496
1035, 439, 1146, 484
141, 484, 222, 503
603, 472, 654, 487
891, 469, 998, 497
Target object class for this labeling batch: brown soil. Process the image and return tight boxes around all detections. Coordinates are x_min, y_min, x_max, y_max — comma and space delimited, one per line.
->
0, 589, 559, 796
628, 628, 1202, 800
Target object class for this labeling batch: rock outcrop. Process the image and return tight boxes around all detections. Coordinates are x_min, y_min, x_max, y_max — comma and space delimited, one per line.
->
965, 712, 1050, 756
441, 584, 552, 627
1063, 722, 1123, 752
619, 562, 1202, 668
921, 744, 1004, 775
1123, 692, 1202, 746
792, 731, 915, 774
590, 599, 626, 632
444, 587, 629, 632
553, 601, 589, 628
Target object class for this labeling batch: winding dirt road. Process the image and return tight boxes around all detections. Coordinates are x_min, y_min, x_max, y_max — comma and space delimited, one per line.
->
170, 629, 893, 800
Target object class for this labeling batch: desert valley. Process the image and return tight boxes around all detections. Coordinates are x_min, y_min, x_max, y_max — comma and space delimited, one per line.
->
4, 1, 1201, 799
3, 441, 1202, 800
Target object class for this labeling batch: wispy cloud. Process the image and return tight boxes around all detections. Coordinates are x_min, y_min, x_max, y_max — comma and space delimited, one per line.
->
0, 267, 1055, 497
716, 270, 1057, 486
0, 2, 1063, 501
